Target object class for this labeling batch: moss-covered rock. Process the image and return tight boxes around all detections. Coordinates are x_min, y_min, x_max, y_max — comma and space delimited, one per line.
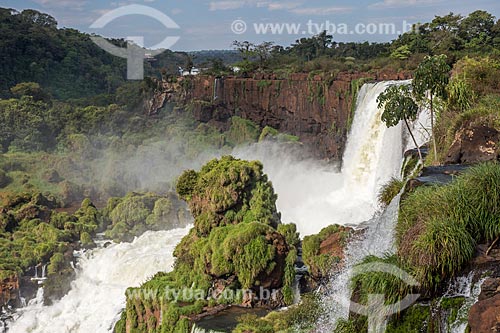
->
117, 156, 298, 332
303, 224, 354, 280
0, 194, 103, 306
104, 192, 189, 242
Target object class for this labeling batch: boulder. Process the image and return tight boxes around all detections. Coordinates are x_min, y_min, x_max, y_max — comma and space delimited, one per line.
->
469, 293, 500, 333
445, 126, 499, 164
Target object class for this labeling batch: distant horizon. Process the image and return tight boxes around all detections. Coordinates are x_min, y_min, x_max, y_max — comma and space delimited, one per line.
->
2, 0, 500, 51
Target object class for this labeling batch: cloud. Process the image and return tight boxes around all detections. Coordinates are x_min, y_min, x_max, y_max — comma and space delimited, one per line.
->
370, 0, 443, 9
266, 2, 302, 11
209, 0, 303, 11
209, 1, 246, 11
32, 0, 87, 9
290, 6, 353, 15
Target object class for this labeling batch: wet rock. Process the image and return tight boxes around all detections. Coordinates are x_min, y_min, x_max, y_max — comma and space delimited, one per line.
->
445, 126, 499, 164
469, 294, 500, 333
415, 165, 470, 186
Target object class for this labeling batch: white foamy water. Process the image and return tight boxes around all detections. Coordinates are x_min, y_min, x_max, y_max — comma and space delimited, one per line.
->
8, 80, 423, 332
235, 81, 411, 236
9, 227, 190, 333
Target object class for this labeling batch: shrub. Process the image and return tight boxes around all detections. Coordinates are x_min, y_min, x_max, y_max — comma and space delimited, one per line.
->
378, 178, 404, 206
397, 163, 500, 289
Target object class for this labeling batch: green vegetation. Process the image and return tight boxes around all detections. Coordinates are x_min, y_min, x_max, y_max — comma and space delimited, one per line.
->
226, 116, 261, 146
397, 163, 500, 290
378, 178, 404, 206
104, 192, 188, 242
117, 157, 299, 332
413, 55, 451, 163
0, 193, 101, 281
302, 225, 352, 279
233, 293, 324, 333
377, 85, 422, 161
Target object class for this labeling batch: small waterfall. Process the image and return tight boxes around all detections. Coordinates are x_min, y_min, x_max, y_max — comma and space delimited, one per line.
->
317, 193, 402, 330
439, 273, 486, 333
8, 227, 190, 333
31, 264, 48, 284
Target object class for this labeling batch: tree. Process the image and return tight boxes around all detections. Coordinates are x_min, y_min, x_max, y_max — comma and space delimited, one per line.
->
459, 10, 495, 49
390, 45, 411, 60
254, 41, 274, 69
232, 41, 255, 62
413, 54, 451, 164
377, 85, 423, 161
10, 82, 51, 102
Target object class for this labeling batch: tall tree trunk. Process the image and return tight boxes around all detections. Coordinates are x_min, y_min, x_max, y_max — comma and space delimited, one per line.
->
430, 94, 438, 164
404, 117, 423, 162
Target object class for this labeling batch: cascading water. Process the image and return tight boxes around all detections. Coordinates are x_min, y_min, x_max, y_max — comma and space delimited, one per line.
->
439, 273, 486, 333
7, 80, 424, 333
235, 81, 411, 236
8, 227, 190, 333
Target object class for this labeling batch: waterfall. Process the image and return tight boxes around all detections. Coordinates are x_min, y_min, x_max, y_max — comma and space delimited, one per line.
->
235, 81, 409, 236
8, 227, 190, 333
8, 80, 421, 332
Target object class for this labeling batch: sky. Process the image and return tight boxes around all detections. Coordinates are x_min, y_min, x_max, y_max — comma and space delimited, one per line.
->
2, 0, 500, 51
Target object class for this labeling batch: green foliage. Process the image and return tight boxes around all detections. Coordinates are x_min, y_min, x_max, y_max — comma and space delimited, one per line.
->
413, 54, 451, 102
378, 178, 404, 206
378, 85, 419, 127
302, 225, 350, 279
258, 126, 300, 143
105, 192, 186, 242
352, 255, 416, 311
385, 304, 431, 333
0, 169, 10, 188
234, 314, 274, 333
176, 156, 279, 236
226, 116, 261, 147
397, 163, 500, 290
390, 45, 411, 60
253, 293, 324, 332
446, 76, 476, 112
0, 192, 103, 281
10, 82, 51, 102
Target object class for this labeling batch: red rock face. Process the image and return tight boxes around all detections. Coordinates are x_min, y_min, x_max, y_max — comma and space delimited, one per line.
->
163, 71, 410, 160
0, 275, 19, 306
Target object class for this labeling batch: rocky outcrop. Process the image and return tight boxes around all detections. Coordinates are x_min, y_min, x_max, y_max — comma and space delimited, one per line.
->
446, 126, 499, 164
0, 275, 19, 307
302, 224, 356, 281
159, 71, 410, 159
469, 278, 500, 333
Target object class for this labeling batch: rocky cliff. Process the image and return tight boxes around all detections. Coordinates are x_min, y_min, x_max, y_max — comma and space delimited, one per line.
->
156, 71, 411, 160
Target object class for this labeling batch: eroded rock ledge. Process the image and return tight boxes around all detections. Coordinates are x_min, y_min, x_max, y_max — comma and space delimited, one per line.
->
151, 71, 410, 160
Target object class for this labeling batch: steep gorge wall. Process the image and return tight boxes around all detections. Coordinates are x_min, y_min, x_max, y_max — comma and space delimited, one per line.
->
161, 71, 411, 160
